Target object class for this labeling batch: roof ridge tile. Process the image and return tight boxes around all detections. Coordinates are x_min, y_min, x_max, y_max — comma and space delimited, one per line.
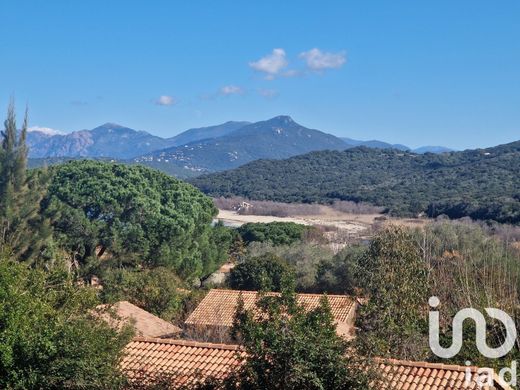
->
210, 288, 354, 299
131, 337, 242, 351
374, 357, 480, 373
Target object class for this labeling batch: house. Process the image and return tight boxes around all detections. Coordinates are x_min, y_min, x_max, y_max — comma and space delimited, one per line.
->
373, 358, 513, 390
236, 201, 253, 212
121, 337, 244, 386
97, 301, 182, 338
184, 289, 357, 341
120, 337, 512, 389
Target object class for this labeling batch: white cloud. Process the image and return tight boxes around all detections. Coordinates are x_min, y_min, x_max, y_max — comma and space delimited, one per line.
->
249, 48, 288, 79
27, 126, 64, 136
220, 85, 244, 96
258, 88, 278, 98
155, 95, 176, 106
299, 48, 346, 70
283, 69, 299, 78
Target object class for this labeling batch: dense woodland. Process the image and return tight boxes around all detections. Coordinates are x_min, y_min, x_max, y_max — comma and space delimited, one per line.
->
192, 144, 520, 224
2, 102, 520, 388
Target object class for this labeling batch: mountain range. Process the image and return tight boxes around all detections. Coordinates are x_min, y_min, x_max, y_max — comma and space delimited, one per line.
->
27, 123, 171, 159
26, 116, 453, 176
135, 116, 350, 173
167, 121, 251, 147
340, 138, 453, 153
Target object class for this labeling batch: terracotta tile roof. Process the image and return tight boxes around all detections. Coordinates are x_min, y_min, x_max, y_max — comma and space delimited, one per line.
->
98, 301, 182, 338
185, 289, 356, 328
121, 337, 244, 385
374, 358, 512, 390
121, 340, 511, 389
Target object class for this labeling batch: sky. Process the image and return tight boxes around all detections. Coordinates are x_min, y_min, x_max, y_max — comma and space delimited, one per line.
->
0, 1, 519, 149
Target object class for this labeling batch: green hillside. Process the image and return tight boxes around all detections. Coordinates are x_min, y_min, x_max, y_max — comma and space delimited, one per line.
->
191, 142, 520, 224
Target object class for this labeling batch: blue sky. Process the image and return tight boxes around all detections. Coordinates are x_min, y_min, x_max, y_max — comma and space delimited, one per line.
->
0, 0, 519, 149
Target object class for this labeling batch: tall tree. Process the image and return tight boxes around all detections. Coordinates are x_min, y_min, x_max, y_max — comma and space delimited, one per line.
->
226, 287, 370, 390
44, 160, 220, 278
355, 226, 429, 360
0, 101, 50, 261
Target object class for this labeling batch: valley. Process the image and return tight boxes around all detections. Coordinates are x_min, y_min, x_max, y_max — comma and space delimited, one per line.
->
216, 207, 372, 234
215, 200, 428, 242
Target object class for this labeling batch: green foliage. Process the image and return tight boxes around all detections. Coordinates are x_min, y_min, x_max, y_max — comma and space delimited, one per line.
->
237, 222, 309, 246
100, 267, 184, 322
0, 254, 132, 389
356, 226, 429, 359
228, 288, 369, 390
192, 144, 520, 224
315, 245, 365, 295
44, 160, 219, 278
229, 253, 295, 292
0, 101, 51, 261
418, 221, 520, 368
243, 241, 338, 293
228, 234, 246, 263
354, 222, 520, 368
199, 221, 235, 277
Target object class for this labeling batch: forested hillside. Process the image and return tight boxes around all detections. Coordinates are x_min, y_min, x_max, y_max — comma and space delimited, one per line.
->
192, 142, 520, 224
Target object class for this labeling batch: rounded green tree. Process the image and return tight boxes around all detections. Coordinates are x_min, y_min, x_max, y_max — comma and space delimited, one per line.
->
45, 160, 219, 278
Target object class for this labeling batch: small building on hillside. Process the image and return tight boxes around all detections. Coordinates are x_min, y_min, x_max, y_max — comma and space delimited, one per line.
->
97, 301, 182, 339
184, 289, 357, 342
236, 201, 253, 212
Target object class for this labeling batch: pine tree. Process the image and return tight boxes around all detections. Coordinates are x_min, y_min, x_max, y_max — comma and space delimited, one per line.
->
0, 100, 51, 261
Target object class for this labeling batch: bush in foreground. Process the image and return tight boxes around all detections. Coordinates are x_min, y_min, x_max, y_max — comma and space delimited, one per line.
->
0, 255, 132, 389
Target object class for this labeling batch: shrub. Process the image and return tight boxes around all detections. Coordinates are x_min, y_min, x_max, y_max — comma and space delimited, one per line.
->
229, 253, 295, 292
237, 222, 308, 246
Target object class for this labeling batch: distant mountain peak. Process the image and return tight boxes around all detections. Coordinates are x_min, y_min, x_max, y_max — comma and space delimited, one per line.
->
97, 122, 126, 129
26, 123, 169, 159
412, 145, 454, 154
222, 120, 246, 125
27, 126, 64, 136
268, 115, 295, 125
137, 115, 347, 173
340, 137, 451, 154
166, 121, 251, 147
